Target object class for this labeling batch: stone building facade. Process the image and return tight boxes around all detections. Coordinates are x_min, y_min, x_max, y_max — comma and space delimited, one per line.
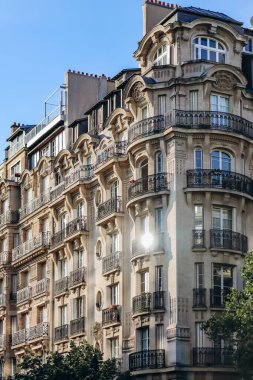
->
0, 2, 253, 379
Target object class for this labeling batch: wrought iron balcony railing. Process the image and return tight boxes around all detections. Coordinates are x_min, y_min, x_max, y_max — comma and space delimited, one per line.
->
174, 110, 253, 140
17, 286, 30, 304
0, 294, 6, 308
132, 233, 165, 257
210, 288, 231, 308
0, 251, 11, 265
193, 288, 207, 308
128, 115, 165, 143
102, 306, 121, 326
102, 251, 120, 274
27, 322, 49, 341
65, 165, 94, 187
69, 267, 86, 288
210, 229, 248, 253
55, 324, 68, 341
50, 182, 65, 202
0, 210, 19, 227
70, 317, 85, 336
55, 276, 68, 295
129, 349, 165, 371
192, 230, 206, 249
193, 347, 234, 367
97, 197, 122, 221
12, 329, 26, 346
153, 291, 165, 310
12, 232, 50, 261
20, 191, 50, 219
128, 174, 168, 200
33, 278, 48, 297
132, 293, 151, 314
51, 217, 88, 248
96, 141, 127, 168
187, 169, 253, 197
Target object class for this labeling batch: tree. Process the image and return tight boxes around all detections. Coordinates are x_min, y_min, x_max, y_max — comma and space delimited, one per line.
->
202, 251, 253, 380
15, 342, 128, 380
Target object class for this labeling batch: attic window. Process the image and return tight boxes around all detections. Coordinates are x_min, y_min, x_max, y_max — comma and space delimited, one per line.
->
193, 37, 226, 63
153, 44, 169, 66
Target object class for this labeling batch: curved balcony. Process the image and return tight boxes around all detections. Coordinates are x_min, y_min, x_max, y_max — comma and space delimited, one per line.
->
96, 197, 123, 224
65, 165, 94, 188
95, 141, 127, 171
128, 115, 165, 143
129, 349, 165, 371
193, 347, 233, 367
210, 229, 248, 254
128, 173, 168, 205
102, 251, 120, 275
187, 169, 253, 198
102, 306, 121, 327
132, 293, 151, 314
174, 110, 253, 140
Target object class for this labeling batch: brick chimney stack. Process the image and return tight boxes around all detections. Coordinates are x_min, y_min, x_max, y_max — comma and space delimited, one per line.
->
11, 122, 19, 134
142, 0, 177, 35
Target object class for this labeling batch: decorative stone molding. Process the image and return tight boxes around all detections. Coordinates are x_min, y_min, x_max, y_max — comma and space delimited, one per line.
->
131, 82, 145, 103
167, 326, 190, 341
213, 71, 237, 91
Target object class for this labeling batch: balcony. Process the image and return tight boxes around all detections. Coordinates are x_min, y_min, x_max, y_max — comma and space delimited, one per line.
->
210, 288, 231, 308
128, 174, 168, 202
187, 169, 253, 198
102, 306, 121, 326
12, 329, 26, 346
51, 217, 88, 248
65, 165, 93, 188
12, 232, 50, 262
129, 349, 165, 371
0, 251, 11, 265
69, 267, 86, 288
102, 251, 120, 275
50, 182, 65, 202
8, 139, 25, 159
153, 291, 165, 310
55, 276, 68, 296
193, 288, 207, 309
17, 286, 30, 304
96, 197, 122, 222
20, 191, 50, 219
128, 115, 165, 143
0, 210, 19, 227
70, 317, 85, 336
174, 110, 253, 140
0, 335, 5, 350
132, 293, 151, 314
193, 347, 234, 367
210, 229, 248, 253
0, 294, 6, 308
55, 324, 68, 341
95, 141, 127, 169
132, 233, 165, 259
33, 278, 48, 297
192, 230, 206, 249
27, 322, 49, 341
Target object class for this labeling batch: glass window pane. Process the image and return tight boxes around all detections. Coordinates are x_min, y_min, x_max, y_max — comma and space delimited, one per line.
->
201, 49, 208, 60
210, 39, 216, 48
210, 51, 216, 62
201, 38, 208, 46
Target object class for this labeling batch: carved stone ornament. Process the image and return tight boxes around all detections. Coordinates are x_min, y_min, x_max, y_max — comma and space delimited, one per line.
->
131, 82, 145, 103
213, 71, 237, 91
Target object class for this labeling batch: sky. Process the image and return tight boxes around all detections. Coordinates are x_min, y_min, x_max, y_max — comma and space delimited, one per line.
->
0, 0, 252, 162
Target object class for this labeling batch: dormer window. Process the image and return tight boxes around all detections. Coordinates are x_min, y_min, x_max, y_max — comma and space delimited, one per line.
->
193, 37, 226, 63
153, 44, 169, 66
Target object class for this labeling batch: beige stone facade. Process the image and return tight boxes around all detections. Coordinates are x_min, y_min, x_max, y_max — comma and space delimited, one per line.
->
0, 1, 253, 379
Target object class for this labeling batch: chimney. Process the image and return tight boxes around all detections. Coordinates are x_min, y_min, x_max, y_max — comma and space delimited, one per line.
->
11, 122, 19, 134
142, 0, 176, 36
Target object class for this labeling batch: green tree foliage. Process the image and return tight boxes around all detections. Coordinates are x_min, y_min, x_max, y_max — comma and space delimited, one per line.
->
202, 251, 253, 380
15, 342, 129, 380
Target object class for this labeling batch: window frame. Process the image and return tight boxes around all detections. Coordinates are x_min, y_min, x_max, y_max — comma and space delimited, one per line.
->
193, 36, 226, 63
153, 44, 169, 66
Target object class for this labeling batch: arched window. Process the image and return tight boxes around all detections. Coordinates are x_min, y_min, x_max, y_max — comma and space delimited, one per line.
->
96, 240, 102, 259
194, 148, 203, 169
153, 44, 169, 66
193, 37, 226, 63
155, 152, 163, 173
211, 151, 231, 171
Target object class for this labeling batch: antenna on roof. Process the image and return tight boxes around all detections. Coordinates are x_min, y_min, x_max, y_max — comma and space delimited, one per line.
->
250, 16, 253, 29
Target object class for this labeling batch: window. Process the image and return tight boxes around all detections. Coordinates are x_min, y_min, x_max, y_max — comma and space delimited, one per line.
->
195, 263, 204, 288
41, 176, 49, 193
190, 90, 198, 110
110, 284, 119, 305
11, 316, 17, 334
96, 291, 102, 309
11, 275, 17, 299
74, 250, 84, 269
38, 306, 47, 323
158, 95, 167, 115
155, 266, 163, 291
110, 181, 119, 199
212, 207, 232, 230
196, 322, 206, 348
244, 37, 253, 53
212, 264, 233, 306
38, 262, 46, 280
77, 201, 85, 217
1, 199, 8, 214
193, 37, 226, 63
153, 44, 169, 66
211, 94, 229, 127
22, 312, 29, 329
11, 358, 17, 377
59, 260, 67, 279
111, 337, 120, 358
59, 305, 67, 325
42, 218, 49, 234
211, 151, 231, 171
156, 325, 164, 349
96, 240, 102, 258
73, 297, 83, 319
155, 208, 163, 233
141, 106, 148, 120
111, 233, 119, 254
140, 327, 149, 351
140, 271, 149, 293
155, 152, 163, 173
60, 213, 68, 231
140, 215, 148, 234
194, 205, 203, 230
194, 148, 202, 169
13, 234, 19, 249
10, 161, 21, 181
140, 159, 148, 178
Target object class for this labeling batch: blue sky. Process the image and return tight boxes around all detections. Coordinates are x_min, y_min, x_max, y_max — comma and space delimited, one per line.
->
0, 0, 252, 162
